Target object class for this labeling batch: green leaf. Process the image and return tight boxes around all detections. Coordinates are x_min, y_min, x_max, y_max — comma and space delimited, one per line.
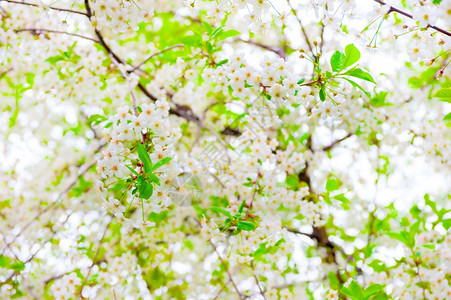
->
149, 157, 172, 172
210, 206, 233, 218
137, 176, 153, 199
326, 177, 339, 191
443, 112, 451, 122
237, 221, 255, 231
387, 230, 413, 248
319, 87, 326, 101
364, 283, 385, 299
0, 255, 12, 268
88, 114, 107, 125
181, 33, 203, 47
148, 173, 161, 186
126, 165, 139, 176
442, 218, 451, 230
350, 281, 365, 300
343, 44, 361, 69
238, 200, 246, 214
45, 55, 65, 65
333, 193, 351, 210
368, 259, 387, 272
330, 51, 346, 72
286, 174, 300, 191
137, 143, 152, 173
216, 59, 228, 66
328, 271, 339, 290
370, 91, 391, 107
297, 78, 305, 84
202, 21, 213, 34
0, 199, 10, 211
345, 68, 376, 84
216, 29, 241, 41
10, 262, 25, 272
343, 78, 371, 97
433, 88, 451, 99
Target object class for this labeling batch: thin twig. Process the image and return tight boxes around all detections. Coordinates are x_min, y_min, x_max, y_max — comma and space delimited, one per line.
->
287, 0, 315, 55
251, 261, 266, 300
76, 216, 113, 299
373, 0, 451, 37
14, 28, 99, 43
209, 240, 244, 300
321, 132, 353, 151
0, 143, 104, 254
0, 0, 88, 16
213, 278, 232, 300
237, 39, 287, 59
132, 44, 184, 72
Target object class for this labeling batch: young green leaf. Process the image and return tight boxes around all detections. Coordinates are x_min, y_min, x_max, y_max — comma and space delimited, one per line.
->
343, 78, 371, 97
149, 157, 172, 172
210, 206, 233, 218
328, 271, 339, 290
343, 44, 361, 69
326, 177, 340, 191
202, 21, 213, 34
148, 173, 161, 186
348, 281, 365, 300
238, 200, 246, 214
370, 91, 391, 107
345, 68, 376, 84
126, 165, 139, 176
0, 255, 12, 268
216, 29, 241, 41
137, 143, 152, 173
237, 221, 255, 231
319, 87, 326, 102
432, 88, 451, 99
330, 51, 346, 72
137, 176, 153, 199
364, 283, 386, 299
387, 230, 414, 248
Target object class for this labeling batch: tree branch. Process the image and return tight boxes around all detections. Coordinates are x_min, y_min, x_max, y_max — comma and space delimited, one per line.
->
76, 216, 113, 299
287, 0, 315, 56
132, 44, 184, 72
374, 0, 451, 37
209, 240, 244, 300
0, 143, 104, 254
322, 132, 353, 152
14, 28, 99, 43
238, 39, 287, 59
0, 0, 88, 17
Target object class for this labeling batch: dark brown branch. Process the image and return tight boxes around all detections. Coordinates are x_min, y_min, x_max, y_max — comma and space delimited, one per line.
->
374, 0, 451, 37
0, 67, 12, 77
322, 132, 353, 152
83, 0, 211, 134
0, 0, 88, 16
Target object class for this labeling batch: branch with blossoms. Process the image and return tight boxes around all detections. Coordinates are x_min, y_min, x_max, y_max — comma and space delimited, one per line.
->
373, 0, 451, 37
1, 0, 450, 299
0, 143, 104, 255
0, 0, 88, 16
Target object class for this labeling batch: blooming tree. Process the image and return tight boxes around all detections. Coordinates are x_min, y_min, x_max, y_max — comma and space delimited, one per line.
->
0, 0, 450, 299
